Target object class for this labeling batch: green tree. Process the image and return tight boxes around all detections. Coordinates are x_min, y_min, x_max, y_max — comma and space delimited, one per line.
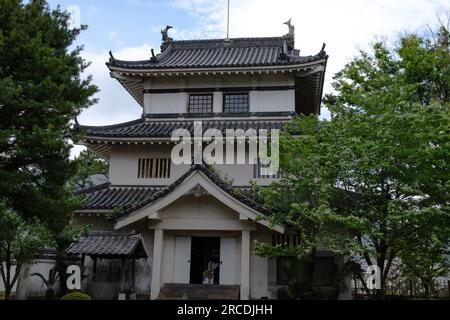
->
254, 114, 368, 298
72, 149, 109, 189
0, 202, 51, 300
0, 0, 98, 295
256, 23, 450, 298
399, 206, 450, 298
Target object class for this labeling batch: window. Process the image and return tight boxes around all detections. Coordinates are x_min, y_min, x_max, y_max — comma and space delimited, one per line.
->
253, 159, 282, 179
137, 158, 171, 179
188, 94, 213, 114
224, 93, 249, 113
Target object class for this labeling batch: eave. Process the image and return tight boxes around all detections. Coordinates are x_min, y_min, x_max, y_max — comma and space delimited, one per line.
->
108, 59, 328, 109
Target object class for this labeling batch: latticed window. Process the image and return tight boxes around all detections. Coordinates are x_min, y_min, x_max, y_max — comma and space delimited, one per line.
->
188, 94, 213, 113
137, 158, 171, 179
223, 93, 249, 113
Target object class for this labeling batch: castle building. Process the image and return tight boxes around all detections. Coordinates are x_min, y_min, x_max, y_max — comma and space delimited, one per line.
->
68, 25, 329, 300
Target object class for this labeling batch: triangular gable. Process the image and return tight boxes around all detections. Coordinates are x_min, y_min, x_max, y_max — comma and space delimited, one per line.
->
114, 166, 284, 233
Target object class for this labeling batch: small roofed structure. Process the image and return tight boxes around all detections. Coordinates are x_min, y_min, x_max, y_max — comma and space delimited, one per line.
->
66, 231, 148, 298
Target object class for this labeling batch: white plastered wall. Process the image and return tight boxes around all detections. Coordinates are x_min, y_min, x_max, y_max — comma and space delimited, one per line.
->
143, 74, 296, 114
109, 144, 279, 187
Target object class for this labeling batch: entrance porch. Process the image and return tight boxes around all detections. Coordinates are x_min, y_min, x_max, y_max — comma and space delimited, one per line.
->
111, 166, 285, 300
150, 229, 251, 300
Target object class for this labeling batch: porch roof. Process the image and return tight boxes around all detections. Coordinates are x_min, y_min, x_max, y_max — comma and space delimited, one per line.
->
78, 183, 164, 210
66, 231, 148, 259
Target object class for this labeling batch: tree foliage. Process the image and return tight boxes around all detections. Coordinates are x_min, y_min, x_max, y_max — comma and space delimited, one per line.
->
256, 23, 450, 297
72, 149, 109, 189
0, 202, 51, 300
0, 0, 98, 298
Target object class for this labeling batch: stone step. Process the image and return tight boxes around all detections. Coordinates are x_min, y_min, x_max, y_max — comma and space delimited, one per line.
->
159, 284, 240, 300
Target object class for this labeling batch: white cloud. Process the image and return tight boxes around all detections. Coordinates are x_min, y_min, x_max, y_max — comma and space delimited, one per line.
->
79, 44, 155, 127
72, 44, 153, 157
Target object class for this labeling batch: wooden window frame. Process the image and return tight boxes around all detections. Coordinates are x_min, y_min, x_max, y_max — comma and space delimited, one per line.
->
137, 158, 171, 179
223, 92, 249, 113
188, 93, 214, 114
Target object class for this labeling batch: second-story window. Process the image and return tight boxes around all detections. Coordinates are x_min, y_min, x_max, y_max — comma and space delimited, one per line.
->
188, 94, 213, 114
138, 158, 171, 179
224, 93, 249, 113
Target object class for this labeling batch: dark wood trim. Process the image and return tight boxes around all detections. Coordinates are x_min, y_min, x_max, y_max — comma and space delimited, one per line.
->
143, 111, 296, 118
143, 85, 295, 94
223, 92, 250, 113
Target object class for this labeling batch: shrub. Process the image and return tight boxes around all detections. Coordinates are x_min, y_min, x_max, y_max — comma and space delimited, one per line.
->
61, 292, 92, 300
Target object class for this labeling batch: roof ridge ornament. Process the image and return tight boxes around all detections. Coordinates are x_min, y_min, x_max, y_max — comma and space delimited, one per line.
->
150, 49, 157, 63
283, 18, 295, 36
161, 25, 173, 52
161, 25, 173, 42
109, 50, 116, 63
319, 43, 327, 57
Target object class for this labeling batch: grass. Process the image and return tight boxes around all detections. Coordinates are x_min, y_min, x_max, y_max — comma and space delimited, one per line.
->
0, 292, 16, 300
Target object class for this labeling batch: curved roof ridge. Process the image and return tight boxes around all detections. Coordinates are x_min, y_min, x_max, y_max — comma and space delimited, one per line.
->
104, 35, 327, 70
166, 35, 293, 49
76, 117, 145, 131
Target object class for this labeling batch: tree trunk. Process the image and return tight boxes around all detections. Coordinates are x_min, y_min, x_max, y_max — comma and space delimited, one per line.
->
56, 249, 68, 295
423, 281, 431, 299
302, 249, 316, 299
4, 286, 11, 300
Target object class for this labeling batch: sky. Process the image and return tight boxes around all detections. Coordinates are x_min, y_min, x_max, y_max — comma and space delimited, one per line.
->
43, 0, 449, 156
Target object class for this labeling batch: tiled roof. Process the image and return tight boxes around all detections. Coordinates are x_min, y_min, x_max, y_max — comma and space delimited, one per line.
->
79, 183, 163, 210
78, 117, 288, 139
66, 231, 147, 259
107, 36, 326, 70
77, 165, 271, 218
121, 164, 272, 217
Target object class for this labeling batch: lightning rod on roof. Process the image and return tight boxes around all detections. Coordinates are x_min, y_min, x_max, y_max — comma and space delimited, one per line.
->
226, 0, 230, 39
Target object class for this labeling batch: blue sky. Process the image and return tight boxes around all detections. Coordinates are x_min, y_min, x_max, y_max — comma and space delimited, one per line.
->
48, 1, 208, 53
42, 1, 448, 156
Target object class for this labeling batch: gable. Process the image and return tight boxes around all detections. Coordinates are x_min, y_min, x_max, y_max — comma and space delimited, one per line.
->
114, 168, 284, 233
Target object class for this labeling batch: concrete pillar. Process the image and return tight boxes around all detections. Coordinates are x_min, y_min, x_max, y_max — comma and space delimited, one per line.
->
150, 229, 164, 300
241, 230, 250, 300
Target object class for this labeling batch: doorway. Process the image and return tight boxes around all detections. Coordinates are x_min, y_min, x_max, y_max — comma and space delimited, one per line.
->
189, 237, 221, 285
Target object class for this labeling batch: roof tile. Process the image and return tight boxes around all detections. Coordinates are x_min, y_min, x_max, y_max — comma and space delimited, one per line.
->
66, 231, 147, 258
107, 36, 326, 70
